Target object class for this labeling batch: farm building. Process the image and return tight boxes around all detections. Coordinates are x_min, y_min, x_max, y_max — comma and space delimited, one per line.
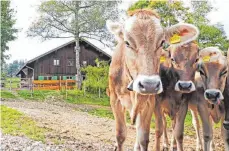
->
16, 39, 112, 80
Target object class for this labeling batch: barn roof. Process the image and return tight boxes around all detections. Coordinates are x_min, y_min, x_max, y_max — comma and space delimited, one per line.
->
16, 38, 113, 76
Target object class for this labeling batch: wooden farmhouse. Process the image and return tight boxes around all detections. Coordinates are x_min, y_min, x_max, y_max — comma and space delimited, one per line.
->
16, 39, 111, 80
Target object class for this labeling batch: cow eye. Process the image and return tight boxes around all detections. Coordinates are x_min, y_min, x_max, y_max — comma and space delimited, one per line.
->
195, 58, 199, 63
199, 70, 205, 76
220, 70, 227, 77
125, 41, 130, 47
171, 58, 176, 64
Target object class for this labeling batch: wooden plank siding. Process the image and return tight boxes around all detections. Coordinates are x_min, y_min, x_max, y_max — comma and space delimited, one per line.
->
21, 40, 110, 80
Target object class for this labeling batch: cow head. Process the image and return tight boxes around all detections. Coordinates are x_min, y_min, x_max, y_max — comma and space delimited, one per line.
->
198, 47, 228, 105
107, 9, 199, 95
168, 41, 199, 93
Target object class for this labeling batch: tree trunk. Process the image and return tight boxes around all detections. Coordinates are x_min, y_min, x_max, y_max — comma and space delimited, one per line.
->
74, 1, 82, 89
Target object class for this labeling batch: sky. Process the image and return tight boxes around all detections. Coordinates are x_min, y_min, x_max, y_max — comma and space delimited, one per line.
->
6, 0, 229, 63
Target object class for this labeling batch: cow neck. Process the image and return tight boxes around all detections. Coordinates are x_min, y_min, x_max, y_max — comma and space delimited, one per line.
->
124, 58, 134, 82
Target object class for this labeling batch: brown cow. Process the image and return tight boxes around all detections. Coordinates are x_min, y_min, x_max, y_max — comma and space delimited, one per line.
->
222, 48, 229, 150
157, 40, 200, 151
106, 9, 200, 151
188, 47, 228, 151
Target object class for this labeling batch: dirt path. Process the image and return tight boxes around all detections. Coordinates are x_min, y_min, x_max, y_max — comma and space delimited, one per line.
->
1, 100, 225, 151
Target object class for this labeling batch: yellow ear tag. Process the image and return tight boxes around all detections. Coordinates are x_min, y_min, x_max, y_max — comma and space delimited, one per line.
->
202, 56, 210, 62
170, 34, 181, 44
160, 56, 166, 63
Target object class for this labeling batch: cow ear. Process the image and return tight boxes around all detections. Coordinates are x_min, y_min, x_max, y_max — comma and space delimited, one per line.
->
166, 23, 199, 46
106, 20, 123, 41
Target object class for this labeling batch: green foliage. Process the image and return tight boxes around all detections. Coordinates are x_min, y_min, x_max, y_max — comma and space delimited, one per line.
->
4, 60, 26, 77
64, 90, 110, 106
17, 90, 61, 100
81, 59, 109, 92
1, 91, 17, 99
129, 0, 190, 27
86, 108, 114, 119
129, 0, 229, 51
1, 1, 18, 64
4, 77, 20, 89
1, 105, 47, 142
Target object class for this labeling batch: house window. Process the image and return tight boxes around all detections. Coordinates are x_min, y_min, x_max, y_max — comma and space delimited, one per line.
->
54, 59, 60, 66
82, 61, 87, 67
67, 59, 74, 66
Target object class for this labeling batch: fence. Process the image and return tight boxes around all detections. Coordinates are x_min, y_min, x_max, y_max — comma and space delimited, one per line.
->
1, 77, 76, 91
33, 79, 76, 90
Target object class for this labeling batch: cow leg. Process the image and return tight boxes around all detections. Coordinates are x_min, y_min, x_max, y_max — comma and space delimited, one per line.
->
190, 110, 203, 151
170, 119, 177, 151
110, 95, 127, 151
162, 113, 169, 151
173, 101, 188, 151
198, 102, 213, 151
221, 120, 229, 151
134, 103, 154, 151
153, 101, 163, 151
209, 119, 215, 151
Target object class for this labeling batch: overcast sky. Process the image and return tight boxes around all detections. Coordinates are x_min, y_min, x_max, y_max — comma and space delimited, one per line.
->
6, 0, 229, 63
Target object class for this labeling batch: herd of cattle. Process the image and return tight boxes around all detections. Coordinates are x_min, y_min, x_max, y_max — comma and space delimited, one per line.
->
105, 9, 229, 151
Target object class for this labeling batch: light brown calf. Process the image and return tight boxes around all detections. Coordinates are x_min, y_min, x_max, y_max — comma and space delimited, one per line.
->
106, 9, 200, 151
158, 40, 200, 151
189, 47, 228, 151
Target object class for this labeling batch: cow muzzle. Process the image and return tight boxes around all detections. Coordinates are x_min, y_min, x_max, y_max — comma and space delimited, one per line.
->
127, 75, 163, 95
223, 120, 229, 130
175, 80, 196, 93
204, 89, 224, 105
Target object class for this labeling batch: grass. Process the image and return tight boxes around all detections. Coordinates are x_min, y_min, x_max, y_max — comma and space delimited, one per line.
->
64, 90, 110, 106
4, 77, 20, 88
1, 91, 17, 99
17, 90, 61, 101
0, 105, 47, 142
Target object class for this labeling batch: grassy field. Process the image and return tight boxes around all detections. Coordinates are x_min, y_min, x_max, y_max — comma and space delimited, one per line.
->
0, 105, 47, 142
4, 77, 20, 88
65, 90, 110, 106
1, 91, 17, 99
17, 90, 61, 101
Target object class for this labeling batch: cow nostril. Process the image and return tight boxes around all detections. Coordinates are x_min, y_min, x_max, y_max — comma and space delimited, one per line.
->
215, 92, 220, 98
178, 83, 182, 89
138, 81, 144, 89
188, 83, 192, 89
206, 92, 211, 98
156, 81, 160, 88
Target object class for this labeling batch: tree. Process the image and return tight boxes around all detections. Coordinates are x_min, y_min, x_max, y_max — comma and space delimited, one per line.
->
1, 1, 18, 65
129, 0, 229, 51
4, 59, 26, 77
81, 59, 109, 97
129, 0, 190, 27
27, 0, 119, 89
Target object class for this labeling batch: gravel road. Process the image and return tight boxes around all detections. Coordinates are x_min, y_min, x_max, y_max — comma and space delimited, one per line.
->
1, 99, 225, 151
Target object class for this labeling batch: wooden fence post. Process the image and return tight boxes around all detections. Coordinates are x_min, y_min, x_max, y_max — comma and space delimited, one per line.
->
59, 76, 61, 91
30, 78, 33, 98
9, 78, 12, 92
65, 80, 67, 99
99, 87, 101, 98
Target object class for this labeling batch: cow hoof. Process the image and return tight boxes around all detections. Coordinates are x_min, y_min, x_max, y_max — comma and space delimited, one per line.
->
114, 146, 117, 151
196, 147, 203, 151
172, 147, 177, 151
162, 147, 169, 151
223, 122, 229, 130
